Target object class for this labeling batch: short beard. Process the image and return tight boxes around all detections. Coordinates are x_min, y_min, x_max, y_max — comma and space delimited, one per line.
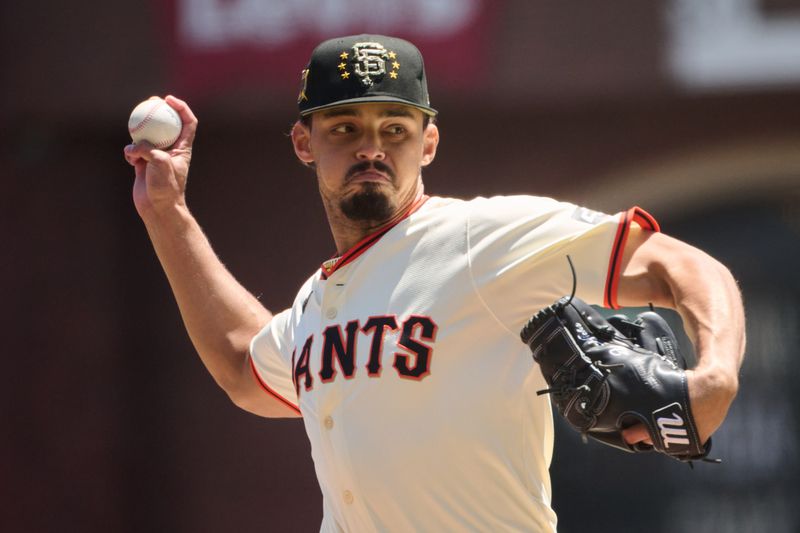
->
340, 183, 394, 222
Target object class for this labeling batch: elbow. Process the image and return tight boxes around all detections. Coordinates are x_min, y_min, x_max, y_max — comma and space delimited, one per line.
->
227, 388, 264, 414
222, 378, 252, 410
222, 366, 301, 419
653, 245, 737, 307
217, 365, 261, 413
200, 350, 261, 413
228, 391, 301, 419
224, 382, 267, 416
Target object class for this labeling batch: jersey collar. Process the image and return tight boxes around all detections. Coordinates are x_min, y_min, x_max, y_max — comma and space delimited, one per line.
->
320, 193, 429, 279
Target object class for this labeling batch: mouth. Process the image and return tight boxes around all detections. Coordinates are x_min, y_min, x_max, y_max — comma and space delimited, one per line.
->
347, 170, 392, 184
345, 161, 396, 186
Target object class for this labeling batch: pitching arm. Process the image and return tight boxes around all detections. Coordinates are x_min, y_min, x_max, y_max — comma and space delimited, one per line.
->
123, 96, 299, 419
616, 228, 745, 444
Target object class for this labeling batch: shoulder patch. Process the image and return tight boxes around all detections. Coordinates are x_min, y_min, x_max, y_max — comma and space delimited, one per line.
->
571, 206, 612, 225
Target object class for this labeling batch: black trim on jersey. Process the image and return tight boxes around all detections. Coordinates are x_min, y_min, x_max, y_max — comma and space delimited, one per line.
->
605, 217, 629, 310
604, 207, 660, 309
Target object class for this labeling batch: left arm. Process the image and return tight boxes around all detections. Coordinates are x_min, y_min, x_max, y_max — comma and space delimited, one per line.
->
617, 228, 745, 445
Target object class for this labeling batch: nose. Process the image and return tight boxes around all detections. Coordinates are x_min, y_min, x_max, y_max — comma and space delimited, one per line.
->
356, 131, 385, 161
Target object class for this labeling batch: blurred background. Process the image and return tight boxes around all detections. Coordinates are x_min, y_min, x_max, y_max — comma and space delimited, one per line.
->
2, 0, 799, 531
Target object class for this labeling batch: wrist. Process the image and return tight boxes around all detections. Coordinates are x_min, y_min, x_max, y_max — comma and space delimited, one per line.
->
692, 363, 739, 399
140, 202, 194, 234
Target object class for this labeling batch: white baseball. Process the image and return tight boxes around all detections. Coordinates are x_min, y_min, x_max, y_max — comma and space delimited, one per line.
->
128, 97, 182, 149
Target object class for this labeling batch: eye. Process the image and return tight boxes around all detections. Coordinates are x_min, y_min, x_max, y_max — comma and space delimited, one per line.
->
331, 123, 354, 134
385, 125, 406, 135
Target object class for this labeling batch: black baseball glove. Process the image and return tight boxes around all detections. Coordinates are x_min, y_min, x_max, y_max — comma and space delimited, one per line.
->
520, 296, 713, 462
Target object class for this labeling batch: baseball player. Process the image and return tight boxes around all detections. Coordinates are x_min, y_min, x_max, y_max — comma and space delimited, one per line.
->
123, 35, 745, 532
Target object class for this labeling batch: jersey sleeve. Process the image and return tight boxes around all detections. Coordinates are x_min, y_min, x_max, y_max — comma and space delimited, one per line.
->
249, 308, 301, 414
466, 196, 659, 332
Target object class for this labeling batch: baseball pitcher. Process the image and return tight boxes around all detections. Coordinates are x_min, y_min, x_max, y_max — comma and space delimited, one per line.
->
123, 35, 745, 532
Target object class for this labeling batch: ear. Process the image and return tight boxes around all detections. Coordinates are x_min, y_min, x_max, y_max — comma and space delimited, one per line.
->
291, 121, 314, 165
420, 122, 439, 167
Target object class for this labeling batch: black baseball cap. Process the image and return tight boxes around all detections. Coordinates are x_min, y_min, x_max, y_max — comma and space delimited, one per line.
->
297, 34, 437, 117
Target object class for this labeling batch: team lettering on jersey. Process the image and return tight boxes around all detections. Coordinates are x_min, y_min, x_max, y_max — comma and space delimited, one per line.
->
292, 314, 438, 395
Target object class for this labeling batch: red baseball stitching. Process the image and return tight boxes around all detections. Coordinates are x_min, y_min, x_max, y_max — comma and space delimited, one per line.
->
129, 100, 162, 134
129, 99, 179, 148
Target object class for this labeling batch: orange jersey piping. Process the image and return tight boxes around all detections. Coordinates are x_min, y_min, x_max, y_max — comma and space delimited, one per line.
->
320, 194, 429, 279
604, 206, 660, 309
248, 355, 302, 415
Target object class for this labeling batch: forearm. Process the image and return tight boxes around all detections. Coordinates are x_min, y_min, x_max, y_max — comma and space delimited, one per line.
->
619, 231, 745, 381
618, 231, 746, 442
655, 251, 745, 384
142, 204, 272, 393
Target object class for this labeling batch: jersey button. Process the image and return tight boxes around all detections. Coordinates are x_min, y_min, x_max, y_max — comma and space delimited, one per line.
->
343, 490, 354, 504
323, 416, 334, 429
325, 308, 338, 319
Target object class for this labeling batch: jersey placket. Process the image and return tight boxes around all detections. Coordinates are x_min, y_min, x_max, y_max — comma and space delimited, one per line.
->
316, 266, 372, 529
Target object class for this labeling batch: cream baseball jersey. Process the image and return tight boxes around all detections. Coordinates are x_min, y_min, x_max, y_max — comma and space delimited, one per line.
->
250, 194, 658, 532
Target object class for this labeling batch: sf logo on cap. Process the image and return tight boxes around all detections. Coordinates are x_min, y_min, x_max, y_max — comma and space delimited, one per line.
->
352, 43, 387, 85
337, 42, 401, 86
352, 42, 393, 86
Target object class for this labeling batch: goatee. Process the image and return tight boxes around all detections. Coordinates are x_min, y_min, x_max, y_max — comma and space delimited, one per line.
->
339, 161, 397, 222
340, 183, 394, 222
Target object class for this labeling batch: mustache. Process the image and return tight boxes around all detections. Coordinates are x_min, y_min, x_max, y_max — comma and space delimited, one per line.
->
345, 161, 396, 181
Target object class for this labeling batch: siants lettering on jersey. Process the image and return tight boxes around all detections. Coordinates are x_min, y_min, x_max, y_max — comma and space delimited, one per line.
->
292, 314, 438, 395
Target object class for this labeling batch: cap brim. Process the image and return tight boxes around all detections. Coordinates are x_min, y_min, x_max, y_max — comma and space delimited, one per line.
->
300, 96, 437, 117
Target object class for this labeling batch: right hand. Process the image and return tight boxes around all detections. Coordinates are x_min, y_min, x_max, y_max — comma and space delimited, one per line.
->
123, 95, 198, 218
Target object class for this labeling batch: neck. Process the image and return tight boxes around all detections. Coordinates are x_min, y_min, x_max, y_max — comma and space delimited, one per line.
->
326, 184, 424, 254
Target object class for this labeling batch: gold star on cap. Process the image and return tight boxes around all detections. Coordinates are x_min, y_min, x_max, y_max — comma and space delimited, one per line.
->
387, 51, 400, 80
341, 71, 350, 79
340, 51, 348, 59
338, 62, 346, 70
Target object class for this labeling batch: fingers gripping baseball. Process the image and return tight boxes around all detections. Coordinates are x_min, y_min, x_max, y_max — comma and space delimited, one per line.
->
123, 95, 198, 217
